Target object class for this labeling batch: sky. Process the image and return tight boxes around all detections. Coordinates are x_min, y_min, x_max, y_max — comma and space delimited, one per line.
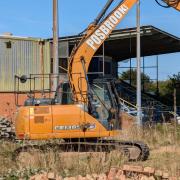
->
0, 0, 179, 80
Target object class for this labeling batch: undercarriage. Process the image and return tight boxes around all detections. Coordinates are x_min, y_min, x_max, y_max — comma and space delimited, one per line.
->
13, 139, 149, 162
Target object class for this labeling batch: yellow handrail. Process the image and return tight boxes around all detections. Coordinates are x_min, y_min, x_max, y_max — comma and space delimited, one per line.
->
119, 97, 137, 109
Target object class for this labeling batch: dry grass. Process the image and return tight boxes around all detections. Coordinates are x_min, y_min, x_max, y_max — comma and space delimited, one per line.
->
0, 123, 180, 179
118, 123, 180, 176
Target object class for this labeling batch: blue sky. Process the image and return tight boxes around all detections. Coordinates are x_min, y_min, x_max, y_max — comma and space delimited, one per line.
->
0, 0, 179, 80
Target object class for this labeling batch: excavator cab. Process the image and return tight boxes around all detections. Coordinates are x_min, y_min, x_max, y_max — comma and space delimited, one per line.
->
90, 78, 120, 130
55, 78, 121, 131
54, 82, 73, 105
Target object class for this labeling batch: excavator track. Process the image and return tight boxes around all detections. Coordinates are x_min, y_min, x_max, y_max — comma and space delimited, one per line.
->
13, 140, 149, 162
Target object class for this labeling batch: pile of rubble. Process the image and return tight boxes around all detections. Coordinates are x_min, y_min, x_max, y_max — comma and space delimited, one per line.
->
0, 116, 15, 140
30, 165, 179, 180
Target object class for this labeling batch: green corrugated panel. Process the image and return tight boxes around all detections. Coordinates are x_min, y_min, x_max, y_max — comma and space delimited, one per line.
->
0, 37, 50, 92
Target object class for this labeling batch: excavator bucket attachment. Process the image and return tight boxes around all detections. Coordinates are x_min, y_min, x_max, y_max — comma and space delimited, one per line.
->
162, 0, 180, 11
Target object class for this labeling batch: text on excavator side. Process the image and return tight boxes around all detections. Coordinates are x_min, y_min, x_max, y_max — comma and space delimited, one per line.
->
86, 4, 129, 51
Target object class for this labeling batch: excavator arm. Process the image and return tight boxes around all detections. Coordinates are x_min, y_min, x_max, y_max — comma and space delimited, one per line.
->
68, 0, 137, 104
161, 0, 180, 11
68, 0, 180, 106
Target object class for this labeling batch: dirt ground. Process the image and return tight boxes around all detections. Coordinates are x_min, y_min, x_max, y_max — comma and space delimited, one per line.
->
0, 124, 180, 179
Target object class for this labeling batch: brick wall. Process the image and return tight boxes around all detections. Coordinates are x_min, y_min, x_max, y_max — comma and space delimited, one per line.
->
0, 92, 53, 121
120, 112, 135, 129
0, 93, 27, 121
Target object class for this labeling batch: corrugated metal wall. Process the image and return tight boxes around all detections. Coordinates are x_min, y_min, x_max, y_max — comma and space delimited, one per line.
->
0, 37, 50, 92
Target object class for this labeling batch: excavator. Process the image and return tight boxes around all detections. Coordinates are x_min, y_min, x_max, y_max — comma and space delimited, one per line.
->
14, 0, 180, 161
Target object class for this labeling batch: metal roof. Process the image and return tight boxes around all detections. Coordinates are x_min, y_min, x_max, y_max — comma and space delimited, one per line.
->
0, 35, 44, 42
50, 25, 180, 61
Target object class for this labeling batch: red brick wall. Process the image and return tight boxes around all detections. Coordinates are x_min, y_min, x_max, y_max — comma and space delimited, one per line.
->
120, 112, 135, 129
0, 93, 53, 121
0, 93, 27, 121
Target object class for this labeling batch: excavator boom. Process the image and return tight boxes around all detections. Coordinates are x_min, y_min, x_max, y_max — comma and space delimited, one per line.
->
69, 0, 180, 105
162, 0, 180, 11
68, 0, 137, 104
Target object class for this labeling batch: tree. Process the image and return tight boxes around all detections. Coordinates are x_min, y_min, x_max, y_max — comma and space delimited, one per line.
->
120, 69, 153, 90
155, 73, 180, 106
169, 72, 180, 86
120, 70, 180, 106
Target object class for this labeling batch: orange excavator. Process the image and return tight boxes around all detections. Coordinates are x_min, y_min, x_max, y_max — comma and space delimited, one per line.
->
14, 0, 180, 161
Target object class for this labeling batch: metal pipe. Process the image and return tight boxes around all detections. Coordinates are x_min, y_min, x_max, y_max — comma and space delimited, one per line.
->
143, 57, 145, 92
93, 0, 114, 25
103, 43, 105, 76
174, 87, 177, 123
53, 0, 59, 91
156, 55, 159, 96
130, 58, 132, 85
129, 32, 132, 86
136, 0, 142, 126
40, 41, 45, 92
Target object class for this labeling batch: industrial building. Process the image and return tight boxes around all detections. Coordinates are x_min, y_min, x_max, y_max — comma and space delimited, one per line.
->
0, 35, 50, 118
49, 25, 180, 80
0, 25, 179, 120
